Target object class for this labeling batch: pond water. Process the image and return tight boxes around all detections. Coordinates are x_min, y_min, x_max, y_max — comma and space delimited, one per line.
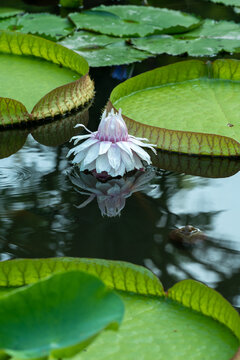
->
0, 0, 239, 312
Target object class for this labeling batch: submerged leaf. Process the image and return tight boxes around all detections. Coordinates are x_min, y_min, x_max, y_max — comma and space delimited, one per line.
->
108, 59, 240, 156
0, 270, 124, 359
132, 19, 240, 56
60, 31, 150, 66
0, 258, 238, 360
69, 5, 200, 37
0, 13, 74, 40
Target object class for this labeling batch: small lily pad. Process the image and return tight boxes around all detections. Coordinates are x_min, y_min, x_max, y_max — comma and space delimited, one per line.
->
0, 31, 94, 126
0, 270, 124, 359
108, 59, 240, 156
0, 258, 238, 360
132, 19, 240, 57
0, 13, 74, 40
60, 31, 150, 67
69, 5, 200, 38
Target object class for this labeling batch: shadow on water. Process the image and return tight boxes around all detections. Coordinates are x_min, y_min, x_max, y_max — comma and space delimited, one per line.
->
0, 0, 239, 312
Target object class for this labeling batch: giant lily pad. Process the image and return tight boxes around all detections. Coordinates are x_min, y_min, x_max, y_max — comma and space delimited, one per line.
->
108, 59, 240, 156
132, 19, 240, 57
60, 31, 150, 67
0, 257, 239, 360
0, 270, 124, 359
0, 31, 94, 126
69, 5, 200, 38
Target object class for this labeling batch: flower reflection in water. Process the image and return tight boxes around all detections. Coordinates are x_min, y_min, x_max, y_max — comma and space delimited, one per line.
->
68, 167, 159, 217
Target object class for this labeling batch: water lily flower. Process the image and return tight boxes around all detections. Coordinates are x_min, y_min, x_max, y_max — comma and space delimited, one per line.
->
67, 108, 156, 177
68, 167, 158, 217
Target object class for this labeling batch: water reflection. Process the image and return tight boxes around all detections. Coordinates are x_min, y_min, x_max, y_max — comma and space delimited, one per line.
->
68, 167, 159, 217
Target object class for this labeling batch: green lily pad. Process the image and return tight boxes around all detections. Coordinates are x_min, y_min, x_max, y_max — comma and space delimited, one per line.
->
60, 0, 83, 8
108, 59, 240, 156
0, 13, 74, 41
132, 19, 240, 57
60, 31, 150, 67
0, 8, 23, 19
69, 5, 200, 38
0, 258, 238, 360
0, 270, 124, 359
205, 0, 240, 5
0, 31, 94, 126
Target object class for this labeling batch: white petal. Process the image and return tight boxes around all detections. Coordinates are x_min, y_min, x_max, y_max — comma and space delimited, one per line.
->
117, 141, 133, 158
132, 152, 144, 169
74, 123, 93, 134
121, 151, 135, 172
108, 144, 121, 170
70, 134, 92, 145
99, 141, 112, 155
129, 142, 151, 163
76, 194, 96, 209
96, 154, 111, 173
83, 142, 100, 166
72, 148, 88, 163
70, 137, 99, 155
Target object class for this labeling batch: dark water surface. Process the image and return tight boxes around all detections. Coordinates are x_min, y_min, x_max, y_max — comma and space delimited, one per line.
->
0, 0, 239, 310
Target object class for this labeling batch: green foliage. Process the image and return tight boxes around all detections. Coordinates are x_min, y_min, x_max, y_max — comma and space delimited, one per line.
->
60, 31, 150, 67
69, 5, 200, 37
60, 0, 83, 8
0, 8, 23, 18
0, 31, 94, 125
132, 19, 240, 56
0, 13, 74, 40
0, 270, 124, 359
109, 59, 240, 156
0, 258, 238, 360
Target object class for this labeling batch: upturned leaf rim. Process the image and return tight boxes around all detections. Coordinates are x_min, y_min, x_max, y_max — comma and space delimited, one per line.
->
0, 30, 94, 127
108, 59, 240, 157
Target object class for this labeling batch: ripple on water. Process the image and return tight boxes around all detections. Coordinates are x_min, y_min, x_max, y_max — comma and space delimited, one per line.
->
0, 166, 32, 189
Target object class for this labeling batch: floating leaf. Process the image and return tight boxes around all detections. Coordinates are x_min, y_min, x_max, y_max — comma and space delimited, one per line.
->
0, 270, 124, 359
0, 258, 238, 360
0, 13, 74, 41
69, 5, 200, 38
132, 19, 240, 57
0, 8, 23, 19
151, 150, 240, 178
60, 31, 150, 66
108, 59, 240, 156
0, 31, 94, 126
204, 0, 240, 5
